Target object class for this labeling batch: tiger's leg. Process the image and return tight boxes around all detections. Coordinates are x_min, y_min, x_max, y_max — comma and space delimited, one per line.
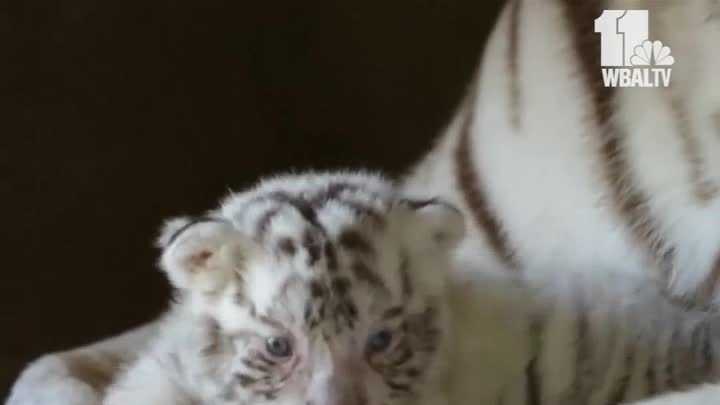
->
7, 321, 159, 405
103, 353, 197, 405
627, 384, 720, 405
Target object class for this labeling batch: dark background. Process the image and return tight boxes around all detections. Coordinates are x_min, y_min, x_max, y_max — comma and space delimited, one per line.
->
0, 0, 502, 397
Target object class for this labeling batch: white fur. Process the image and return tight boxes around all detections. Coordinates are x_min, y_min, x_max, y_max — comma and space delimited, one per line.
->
7, 323, 157, 405
627, 384, 720, 405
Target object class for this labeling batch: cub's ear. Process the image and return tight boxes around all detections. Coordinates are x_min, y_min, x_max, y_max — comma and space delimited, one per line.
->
394, 199, 465, 251
157, 217, 253, 293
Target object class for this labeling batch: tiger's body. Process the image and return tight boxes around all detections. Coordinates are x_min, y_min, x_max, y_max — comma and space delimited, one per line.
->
8, 1, 720, 404
404, 0, 720, 305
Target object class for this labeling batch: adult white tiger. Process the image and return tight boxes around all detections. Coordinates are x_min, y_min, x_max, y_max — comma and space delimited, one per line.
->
404, 0, 720, 305
7, 0, 720, 404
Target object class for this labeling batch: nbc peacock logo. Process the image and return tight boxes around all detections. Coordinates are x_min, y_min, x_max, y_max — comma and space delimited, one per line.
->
594, 10, 674, 88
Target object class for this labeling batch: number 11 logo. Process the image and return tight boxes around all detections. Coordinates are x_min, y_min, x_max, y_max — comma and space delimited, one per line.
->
594, 10, 674, 87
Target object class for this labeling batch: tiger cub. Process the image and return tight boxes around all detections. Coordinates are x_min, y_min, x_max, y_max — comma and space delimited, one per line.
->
102, 172, 460, 405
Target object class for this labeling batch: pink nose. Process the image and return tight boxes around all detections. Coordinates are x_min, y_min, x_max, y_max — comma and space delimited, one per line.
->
324, 380, 366, 405
308, 342, 368, 405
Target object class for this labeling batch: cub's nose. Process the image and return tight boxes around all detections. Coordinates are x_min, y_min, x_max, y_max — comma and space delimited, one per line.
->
327, 377, 367, 405
307, 364, 367, 405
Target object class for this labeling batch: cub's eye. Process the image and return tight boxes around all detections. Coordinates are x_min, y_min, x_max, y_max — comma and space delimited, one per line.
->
265, 336, 293, 358
366, 330, 393, 353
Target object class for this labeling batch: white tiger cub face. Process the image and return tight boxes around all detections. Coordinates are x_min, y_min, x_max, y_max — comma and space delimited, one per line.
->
159, 173, 464, 405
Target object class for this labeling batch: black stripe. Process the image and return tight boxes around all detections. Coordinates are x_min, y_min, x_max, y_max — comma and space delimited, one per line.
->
386, 380, 411, 392
382, 306, 404, 320
455, 81, 518, 269
690, 320, 714, 384
525, 316, 544, 405
568, 291, 593, 403
324, 241, 339, 272
302, 229, 322, 266
277, 237, 297, 256
645, 351, 657, 397
665, 327, 680, 390
165, 216, 225, 246
669, 94, 718, 202
234, 373, 257, 387
310, 182, 387, 227
242, 358, 270, 373
559, 0, 671, 282
351, 261, 384, 288
309, 279, 325, 298
388, 345, 414, 367
405, 368, 421, 378
398, 197, 437, 210
644, 331, 659, 398
700, 320, 715, 378
697, 251, 720, 305
257, 315, 283, 330
200, 319, 222, 357
303, 301, 313, 323
263, 391, 278, 401
252, 350, 279, 367
399, 198, 461, 215
338, 229, 375, 255
399, 251, 413, 299
310, 182, 362, 206
675, 331, 697, 388
606, 341, 636, 405
339, 199, 386, 227
267, 191, 325, 233
593, 320, 620, 399
256, 206, 282, 239
331, 277, 351, 296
